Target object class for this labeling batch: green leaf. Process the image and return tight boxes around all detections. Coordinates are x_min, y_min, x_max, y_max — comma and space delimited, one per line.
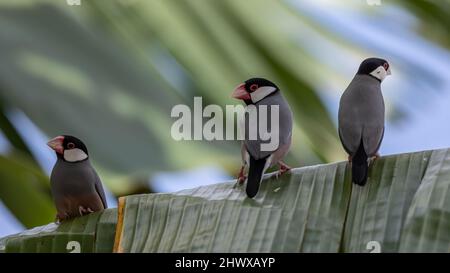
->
394, 0, 450, 48
0, 3, 182, 173
399, 149, 450, 252
0, 209, 117, 253
342, 150, 432, 252
94, 208, 118, 253
114, 149, 450, 253
2, 149, 449, 253
0, 105, 34, 159
114, 161, 351, 252
0, 154, 55, 228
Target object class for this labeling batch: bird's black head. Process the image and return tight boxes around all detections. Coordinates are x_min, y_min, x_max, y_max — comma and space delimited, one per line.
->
356, 57, 391, 82
232, 77, 279, 104
243, 78, 279, 93
62, 135, 88, 155
47, 135, 89, 162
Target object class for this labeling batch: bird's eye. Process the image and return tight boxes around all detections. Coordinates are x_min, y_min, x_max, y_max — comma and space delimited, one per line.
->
250, 84, 259, 92
67, 142, 75, 149
383, 63, 389, 70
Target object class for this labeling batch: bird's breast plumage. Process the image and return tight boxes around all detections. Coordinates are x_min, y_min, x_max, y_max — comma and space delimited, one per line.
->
50, 159, 97, 196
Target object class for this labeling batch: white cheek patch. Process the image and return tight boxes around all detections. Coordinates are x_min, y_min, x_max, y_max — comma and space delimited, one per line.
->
250, 86, 277, 103
64, 148, 88, 162
370, 66, 387, 82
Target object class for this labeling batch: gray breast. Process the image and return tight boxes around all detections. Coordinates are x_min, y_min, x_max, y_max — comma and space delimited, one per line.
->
50, 159, 97, 197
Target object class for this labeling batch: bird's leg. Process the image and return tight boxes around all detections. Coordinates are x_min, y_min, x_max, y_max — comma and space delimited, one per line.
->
374, 152, 381, 160
55, 212, 69, 223
79, 206, 95, 216
276, 161, 291, 178
78, 206, 86, 216
369, 152, 381, 164
237, 165, 247, 185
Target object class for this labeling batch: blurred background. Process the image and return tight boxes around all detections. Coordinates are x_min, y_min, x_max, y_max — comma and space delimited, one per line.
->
0, 0, 449, 236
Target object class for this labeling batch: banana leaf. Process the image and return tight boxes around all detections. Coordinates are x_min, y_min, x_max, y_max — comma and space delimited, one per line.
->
114, 161, 351, 253
399, 149, 450, 252
114, 149, 450, 253
342, 150, 432, 252
2, 149, 449, 253
0, 209, 117, 253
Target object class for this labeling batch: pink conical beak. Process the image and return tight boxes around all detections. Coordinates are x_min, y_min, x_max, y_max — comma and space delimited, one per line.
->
232, 83, 251, 100
47, 136, 64, 154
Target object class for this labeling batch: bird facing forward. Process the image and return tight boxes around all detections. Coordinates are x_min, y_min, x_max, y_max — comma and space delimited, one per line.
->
232, 78, 293, 198
47, 135, 107, 222
338, 57, 391, 186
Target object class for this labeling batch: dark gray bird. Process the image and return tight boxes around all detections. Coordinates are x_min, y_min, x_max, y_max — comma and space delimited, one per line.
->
338, 57, 391, 186
232, 78, 293, 198
47, 135, 107, 221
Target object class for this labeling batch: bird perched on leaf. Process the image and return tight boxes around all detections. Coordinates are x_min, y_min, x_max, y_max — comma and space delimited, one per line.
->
338, 57, 391, 186
232, 78, 293, 198
47, 135, 107, 222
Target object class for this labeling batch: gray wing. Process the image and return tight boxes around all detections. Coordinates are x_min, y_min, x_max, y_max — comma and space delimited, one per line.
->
338, 89, 364, 155
243, 103, 264, 159
92, 169, 108, 209
240, 142, 249, 165
338, 75, 385, 156
338, 122, 363, 155
363, 126, 384, 156
339, 123, 384, 156
244, 93, 293, 160
339, 127, 356, 155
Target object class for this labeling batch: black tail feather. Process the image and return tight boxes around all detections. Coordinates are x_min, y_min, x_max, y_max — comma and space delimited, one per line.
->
352, 140, 368, 186
246, 155, 268, 198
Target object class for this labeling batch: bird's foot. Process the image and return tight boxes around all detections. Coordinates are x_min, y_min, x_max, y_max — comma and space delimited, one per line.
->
276, 161, 291, 178
369, 153, 381, 164
55, 212, 69, 223
78, 206, 94, 216
78, 206, 85, 216
236, 166, 247, 185
374, 152, 381, 160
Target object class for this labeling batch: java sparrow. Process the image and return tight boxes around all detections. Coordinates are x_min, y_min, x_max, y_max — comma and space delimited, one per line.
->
47, 135, 107, 221
232, 78, 293, 198
338, 57, 391, 186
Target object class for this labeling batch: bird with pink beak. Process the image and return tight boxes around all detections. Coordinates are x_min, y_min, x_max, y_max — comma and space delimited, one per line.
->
231, 83, 251, 101
232, 78, 293, 198
47, 135, 107, 222
47, 135, 65, 155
